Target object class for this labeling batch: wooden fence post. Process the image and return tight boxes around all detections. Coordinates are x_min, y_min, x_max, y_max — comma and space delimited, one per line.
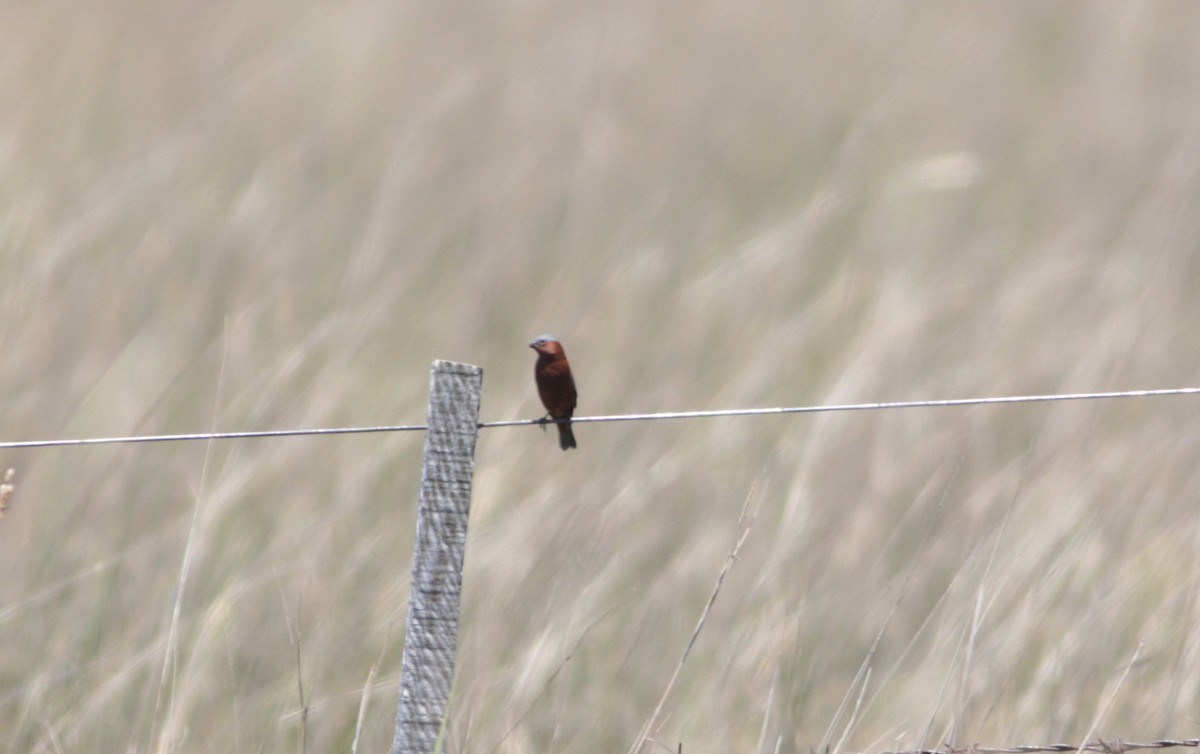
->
392, 360, 483, 754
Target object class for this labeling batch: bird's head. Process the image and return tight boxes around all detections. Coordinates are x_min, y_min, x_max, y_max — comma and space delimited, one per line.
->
529, 335, 563, 356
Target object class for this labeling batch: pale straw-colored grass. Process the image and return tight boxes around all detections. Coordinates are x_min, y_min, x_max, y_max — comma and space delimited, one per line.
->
0, 2, 1199, 752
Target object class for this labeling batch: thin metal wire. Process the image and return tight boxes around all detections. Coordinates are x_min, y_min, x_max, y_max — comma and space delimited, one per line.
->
0, 424, 427, 449
0, 387, 1196, 449
482, 387, 1200, 427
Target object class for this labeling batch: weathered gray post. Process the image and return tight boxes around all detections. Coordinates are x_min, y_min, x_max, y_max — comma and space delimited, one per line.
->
392, 360, 483, 754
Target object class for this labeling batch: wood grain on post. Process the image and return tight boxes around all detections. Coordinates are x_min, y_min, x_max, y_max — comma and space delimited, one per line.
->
392, 360, 483, 754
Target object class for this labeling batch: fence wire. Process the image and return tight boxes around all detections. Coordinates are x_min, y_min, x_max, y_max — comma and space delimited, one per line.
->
0, 386, 1197, 449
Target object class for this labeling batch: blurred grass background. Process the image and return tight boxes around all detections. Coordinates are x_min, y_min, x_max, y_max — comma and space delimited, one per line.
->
1, 1, 1199, 752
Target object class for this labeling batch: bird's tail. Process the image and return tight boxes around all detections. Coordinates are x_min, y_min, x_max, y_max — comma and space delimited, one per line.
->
557, 421, 577, 450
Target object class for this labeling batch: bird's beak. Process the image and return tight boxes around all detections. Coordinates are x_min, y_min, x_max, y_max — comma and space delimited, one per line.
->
528, 342, 537, 349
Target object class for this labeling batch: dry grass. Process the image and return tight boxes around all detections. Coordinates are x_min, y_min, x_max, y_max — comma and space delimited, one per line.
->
1, 2, 1199, 752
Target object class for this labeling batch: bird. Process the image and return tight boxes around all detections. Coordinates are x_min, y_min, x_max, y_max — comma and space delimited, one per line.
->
530, 335, 577, 450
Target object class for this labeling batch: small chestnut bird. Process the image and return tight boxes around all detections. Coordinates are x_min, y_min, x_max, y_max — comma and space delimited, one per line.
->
530, 335, 577, 450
